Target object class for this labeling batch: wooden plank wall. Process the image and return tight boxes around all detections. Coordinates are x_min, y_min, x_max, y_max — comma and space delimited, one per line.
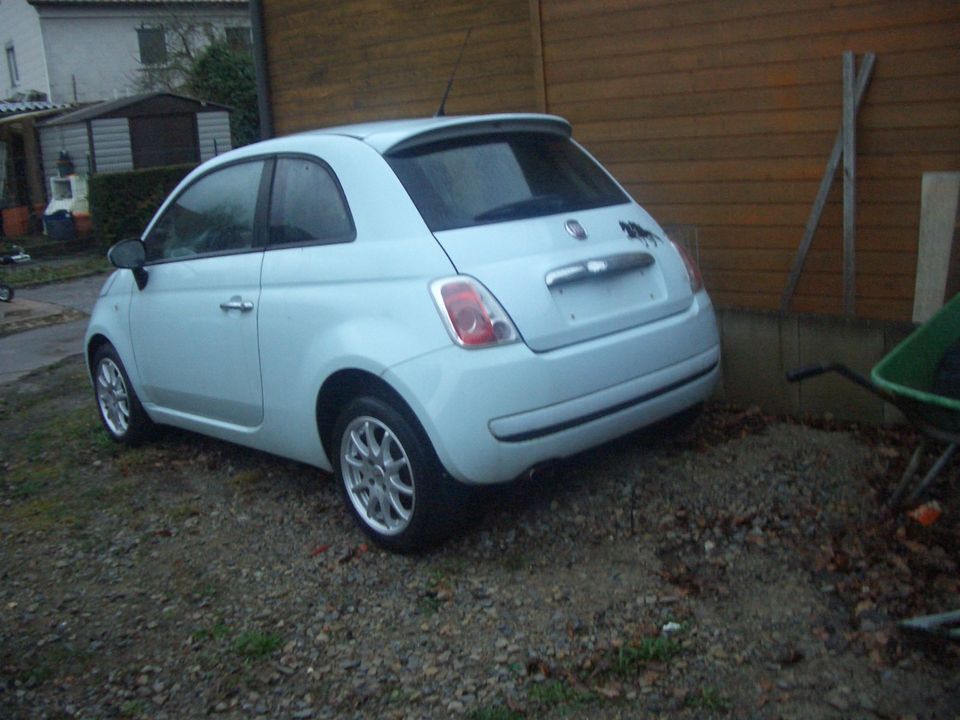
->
261, 0, 960, 321
262, 0, 538, 134
540, 0, 960, 320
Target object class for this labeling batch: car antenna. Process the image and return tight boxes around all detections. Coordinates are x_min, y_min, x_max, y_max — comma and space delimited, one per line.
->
435, 28, 472, 117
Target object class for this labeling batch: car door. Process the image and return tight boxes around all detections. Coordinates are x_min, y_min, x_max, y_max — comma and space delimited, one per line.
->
129, 158, 269, 427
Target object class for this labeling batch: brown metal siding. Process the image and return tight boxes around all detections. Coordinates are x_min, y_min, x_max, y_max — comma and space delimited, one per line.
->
541, 0, 960, 320
262, 0, 539, 134
262, 0, 960, 321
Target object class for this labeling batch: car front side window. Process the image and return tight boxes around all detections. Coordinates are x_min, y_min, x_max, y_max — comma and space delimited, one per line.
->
145, 160, 264, 262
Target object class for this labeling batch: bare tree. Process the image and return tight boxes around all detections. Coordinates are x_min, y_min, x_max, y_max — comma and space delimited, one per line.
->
131, 7, 221, 93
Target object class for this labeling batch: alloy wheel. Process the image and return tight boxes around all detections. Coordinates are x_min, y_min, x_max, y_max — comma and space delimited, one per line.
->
340, 415, 416, 535
96, 357, 131, 437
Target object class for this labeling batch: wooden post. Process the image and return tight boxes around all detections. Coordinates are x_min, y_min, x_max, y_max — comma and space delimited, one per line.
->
842, 51, 857, 317
21, 117, 46, 209
780, 53, 875, 314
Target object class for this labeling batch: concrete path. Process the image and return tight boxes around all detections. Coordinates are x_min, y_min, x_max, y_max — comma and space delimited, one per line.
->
0, 274, 109, 385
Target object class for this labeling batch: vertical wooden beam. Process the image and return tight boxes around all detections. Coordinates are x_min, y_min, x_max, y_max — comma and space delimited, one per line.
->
21, 117, 46, 209
913, 172, 960, 322
529, 0, 547, 113
842, 51, 857, 317
780, 53, 874, 314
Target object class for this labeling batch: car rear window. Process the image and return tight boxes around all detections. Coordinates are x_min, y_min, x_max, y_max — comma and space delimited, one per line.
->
385, 133, 629, 232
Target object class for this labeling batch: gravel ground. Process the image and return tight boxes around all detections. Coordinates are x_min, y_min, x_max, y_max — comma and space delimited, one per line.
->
1, 356, 958, 720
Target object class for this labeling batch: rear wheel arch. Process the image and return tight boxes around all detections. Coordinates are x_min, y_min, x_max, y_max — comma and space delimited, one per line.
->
315, 369, 430, 463
318, 369, 472, 552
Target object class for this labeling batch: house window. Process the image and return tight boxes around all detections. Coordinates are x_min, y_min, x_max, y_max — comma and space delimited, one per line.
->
137, 27, 167, 65
225, 26, 252, 54
5, 44, 19, 86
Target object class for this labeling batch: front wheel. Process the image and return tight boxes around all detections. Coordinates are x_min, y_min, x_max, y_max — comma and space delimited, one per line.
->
0, 283, 12, 302
332, 396, 467, 552
92, 344, 153, 445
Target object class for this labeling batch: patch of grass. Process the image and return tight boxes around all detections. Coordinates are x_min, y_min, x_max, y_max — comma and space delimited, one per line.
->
5, 406, 109, 482
169, 503, 202, 522
111, 443, 182, 474
502, 550, 529, 573
190, 582, 221, 602
192, 621, 231, 643
0, 256, 110, 288
10, 476, 48, 498
608, 637, 681, 677
20, 662, 56, 687
230, 468, 265, 488
6, 496, 80, 531
119, 698, 150, 718
469, 706, 524, 720
417, 594, 441, 616
19, 407, 104, 459
439, 557, 467, 576
16, 644, 94, 687
528, 679, 596, 709
80, 478, 138, 507
686, 686, 732, 714
232, 630, 282, 660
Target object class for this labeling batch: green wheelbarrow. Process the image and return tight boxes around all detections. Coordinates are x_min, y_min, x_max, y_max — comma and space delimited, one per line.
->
788, 294, 960, 508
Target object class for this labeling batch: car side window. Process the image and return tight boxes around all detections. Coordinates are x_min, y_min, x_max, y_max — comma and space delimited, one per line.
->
269, 157, 354, 246
144, 160, 264, 262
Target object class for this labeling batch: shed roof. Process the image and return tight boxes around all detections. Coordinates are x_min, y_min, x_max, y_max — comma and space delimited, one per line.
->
39, 93, 231, 127
0, 100, 71, 115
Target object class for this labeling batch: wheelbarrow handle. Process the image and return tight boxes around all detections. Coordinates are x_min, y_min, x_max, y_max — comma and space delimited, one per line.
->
786, 364, 832, 382
786, 362, 897, 403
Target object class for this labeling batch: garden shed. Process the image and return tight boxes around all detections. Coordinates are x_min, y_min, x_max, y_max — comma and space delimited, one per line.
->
37, 92, 232, 178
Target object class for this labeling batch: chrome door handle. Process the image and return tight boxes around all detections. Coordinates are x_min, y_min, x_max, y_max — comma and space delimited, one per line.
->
219, 297, 254, 312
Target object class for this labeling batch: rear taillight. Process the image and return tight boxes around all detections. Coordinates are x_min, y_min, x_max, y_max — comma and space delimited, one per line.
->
671, 240, 704, 294
430, 276, 518, 348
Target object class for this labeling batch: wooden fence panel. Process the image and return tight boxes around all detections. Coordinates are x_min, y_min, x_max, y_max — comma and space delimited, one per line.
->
263, 0, 538, 134
541, 0, 960, 319
261, 0, 960, 320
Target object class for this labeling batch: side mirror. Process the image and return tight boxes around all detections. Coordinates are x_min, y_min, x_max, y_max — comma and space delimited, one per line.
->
107, 238, 149, 290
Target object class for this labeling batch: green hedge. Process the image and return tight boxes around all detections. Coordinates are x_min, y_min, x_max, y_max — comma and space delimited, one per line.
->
89, 164, 195, 247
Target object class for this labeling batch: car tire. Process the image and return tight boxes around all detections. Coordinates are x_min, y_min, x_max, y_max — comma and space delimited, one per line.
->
92, 343, 152, 445
0, 283, 12, 302
332, 395, 468, 553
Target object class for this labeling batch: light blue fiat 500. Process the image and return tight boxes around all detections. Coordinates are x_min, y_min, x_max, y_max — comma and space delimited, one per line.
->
86, 114, 720, 551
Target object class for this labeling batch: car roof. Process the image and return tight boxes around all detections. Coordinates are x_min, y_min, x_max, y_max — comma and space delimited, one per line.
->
299, 113, 573, 154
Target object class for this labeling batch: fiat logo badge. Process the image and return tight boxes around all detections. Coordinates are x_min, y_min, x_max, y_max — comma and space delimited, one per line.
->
565, 219, 587, 240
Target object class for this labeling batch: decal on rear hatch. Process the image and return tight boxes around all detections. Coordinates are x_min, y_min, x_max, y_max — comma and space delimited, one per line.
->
619, 221, 663, 246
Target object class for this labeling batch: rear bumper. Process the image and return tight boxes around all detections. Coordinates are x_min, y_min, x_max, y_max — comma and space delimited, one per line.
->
383, 292, 720, 484
489, 356, 718, 442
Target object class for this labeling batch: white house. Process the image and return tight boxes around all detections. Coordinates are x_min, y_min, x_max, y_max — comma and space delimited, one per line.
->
1, 0, 249, 104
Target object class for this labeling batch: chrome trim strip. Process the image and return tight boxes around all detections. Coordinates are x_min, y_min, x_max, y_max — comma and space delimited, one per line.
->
545, 251, 655, 288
